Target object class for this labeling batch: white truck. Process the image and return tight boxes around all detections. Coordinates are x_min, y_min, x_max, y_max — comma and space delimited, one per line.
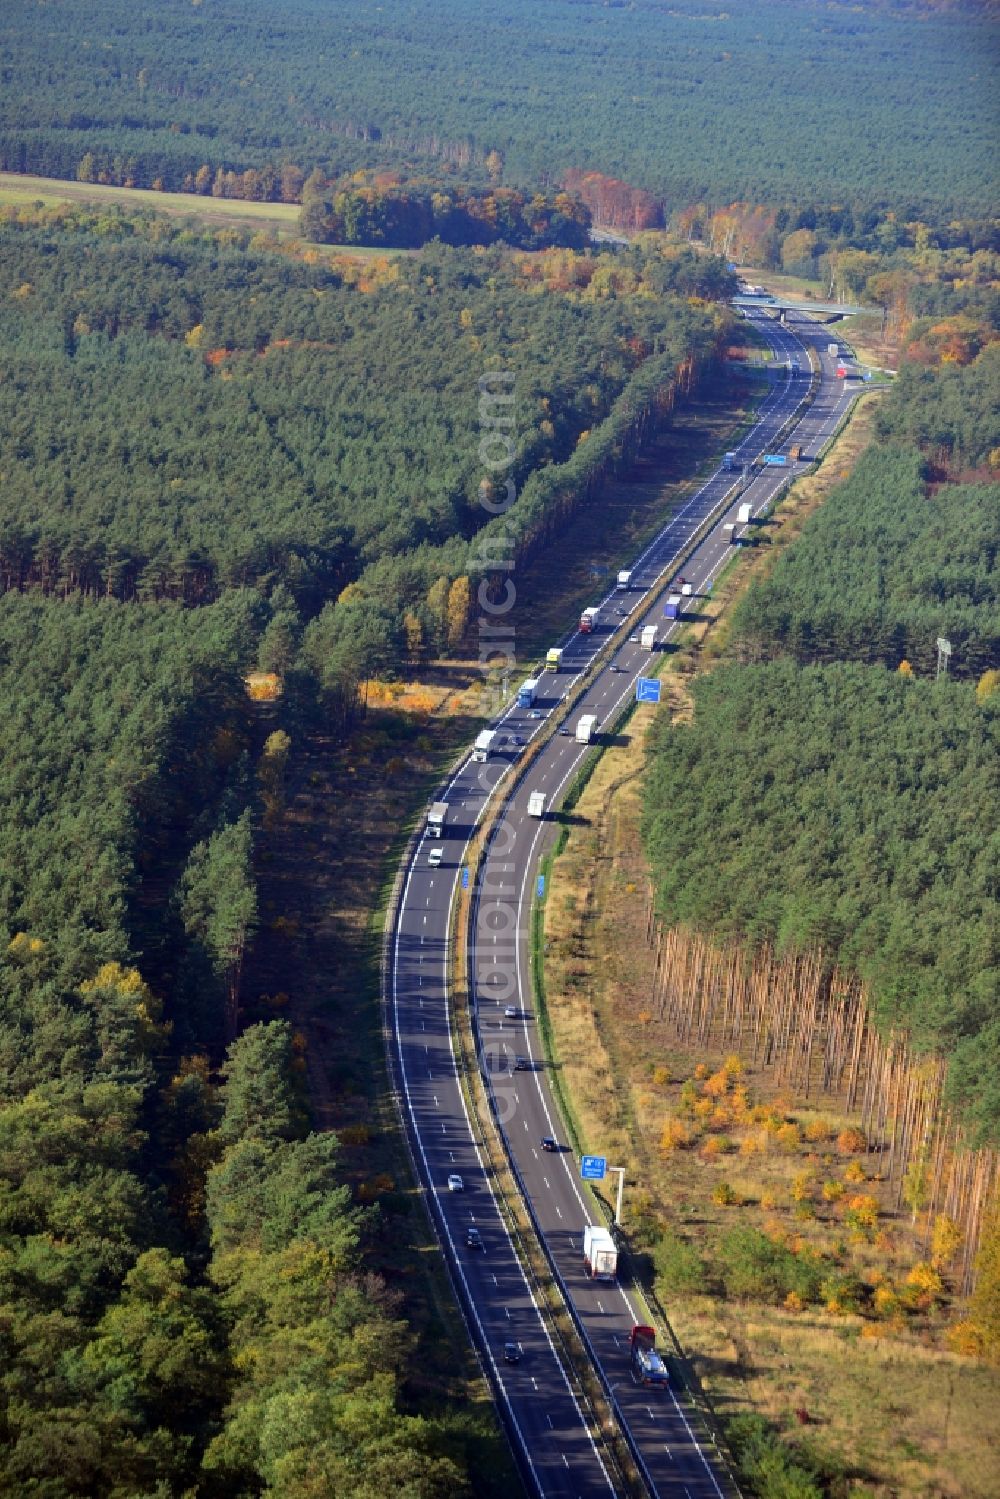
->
473, 729, 497, 762
583, 1224, 618, 1281
640, 625, 657, 650
737, 502, 753, 525
527, 791, 546, 818
576, 714, 597, 744
546, 647, 563, 670
427, 801, 448, 838
617, 569, 632, 589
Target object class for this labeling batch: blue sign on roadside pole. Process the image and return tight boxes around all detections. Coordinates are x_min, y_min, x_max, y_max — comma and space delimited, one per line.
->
461, 867, 469, 889
636, 677, 661, 704
581, 1155, 607, 1181
537, 875, 545, 899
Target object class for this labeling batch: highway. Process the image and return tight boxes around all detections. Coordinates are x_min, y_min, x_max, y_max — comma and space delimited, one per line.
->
387, 309, 863, 1496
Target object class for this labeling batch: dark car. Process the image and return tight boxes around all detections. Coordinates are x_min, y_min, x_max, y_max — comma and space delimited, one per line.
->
466, 1226, 483, 1250
541, 1136, 558, 1152
503, 1341, 522, 1365
514, 1056, 529, 1071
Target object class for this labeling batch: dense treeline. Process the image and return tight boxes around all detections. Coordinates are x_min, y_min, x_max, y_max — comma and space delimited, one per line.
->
299, 176, 590, 250
873, 343, 1000, 470
0, 592, 258, 982
1, 0, 996, 212
0, 596, 483, 1492
642, 663, 1000, 1137
0, 209, 725, 651
643, 345, 1000, 1141
734, 445, 1000, 678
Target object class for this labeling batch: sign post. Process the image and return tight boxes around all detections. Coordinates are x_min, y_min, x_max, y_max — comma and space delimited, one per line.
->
608, 1166, 626, 1225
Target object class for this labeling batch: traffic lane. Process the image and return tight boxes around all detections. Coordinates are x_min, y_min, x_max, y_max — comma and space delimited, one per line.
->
504, 1084, 727, 1499
475, 859, 723, 1499
407, 1095, 616, 1497
404, 343, 821, 1487
395, 949, 616, 1495
410, 856, 646, 1497
505, 1094, 727, 1499
474, 483, 829, 1453
490, 380, 858, 1476
555, 1252, 724, 1496
424, 315, 825, 1478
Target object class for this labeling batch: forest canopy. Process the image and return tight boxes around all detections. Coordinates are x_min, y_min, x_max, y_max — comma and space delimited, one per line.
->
642, 663, 1000, 1140
734, 444, 1000, 679
644, 349, 1000, 1142
0, 210, 726, 662
0, 0, 997, 212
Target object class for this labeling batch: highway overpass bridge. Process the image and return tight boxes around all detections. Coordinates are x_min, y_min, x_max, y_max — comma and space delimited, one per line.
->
734, 292, 877, 322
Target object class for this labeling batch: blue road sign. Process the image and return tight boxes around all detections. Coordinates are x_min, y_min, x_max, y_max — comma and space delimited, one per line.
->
461, 867, 470, 889
581, 1154, 607, 1182
537, 875, 545, 898
636, 677, 661, 705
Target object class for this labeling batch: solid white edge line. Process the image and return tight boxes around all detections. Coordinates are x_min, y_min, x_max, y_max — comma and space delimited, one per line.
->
406, 310, 858, 1497
393, 851, 616, 1496
474, 311, 845, 1499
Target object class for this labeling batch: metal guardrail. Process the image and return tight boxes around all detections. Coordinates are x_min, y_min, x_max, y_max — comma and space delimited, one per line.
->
384, 334, 825, 1498
383, 736, 630, 1495
453, 349, 833, 1499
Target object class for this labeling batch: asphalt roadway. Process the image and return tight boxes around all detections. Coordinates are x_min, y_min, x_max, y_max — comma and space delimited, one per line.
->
388, 310, 863, 1497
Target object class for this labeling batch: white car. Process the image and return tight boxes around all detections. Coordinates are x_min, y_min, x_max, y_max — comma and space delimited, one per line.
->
504, 1004, 518, 1019
427, 846, 443, 866
447, 1174, 464, 1192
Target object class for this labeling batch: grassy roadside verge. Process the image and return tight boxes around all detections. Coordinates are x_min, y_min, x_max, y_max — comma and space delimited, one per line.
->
533, 395, 1000, 1498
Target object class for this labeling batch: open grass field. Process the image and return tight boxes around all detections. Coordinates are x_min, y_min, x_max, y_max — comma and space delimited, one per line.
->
538, 399, 1000, 1497
0, 171, 400, 256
